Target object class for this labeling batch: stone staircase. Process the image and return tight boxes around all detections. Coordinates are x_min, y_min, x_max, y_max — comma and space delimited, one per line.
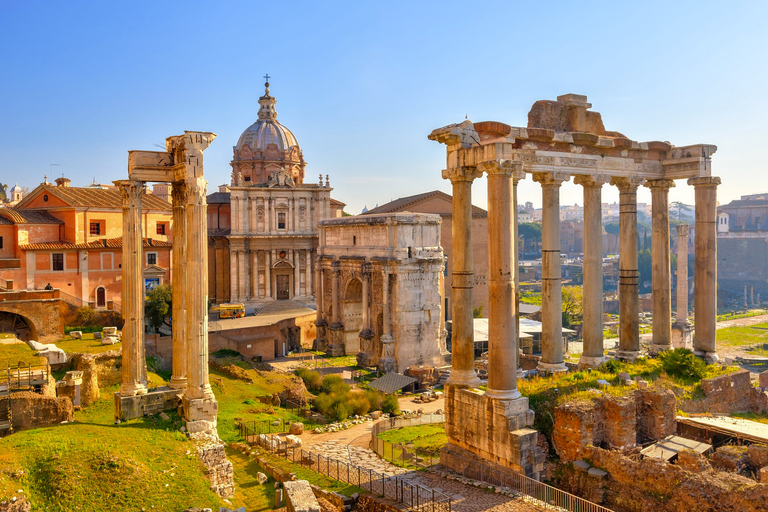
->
437, 366, 451, 386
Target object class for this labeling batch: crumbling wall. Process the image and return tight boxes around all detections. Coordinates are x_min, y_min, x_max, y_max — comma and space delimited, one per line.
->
681, 370, 768, 414
553, 401, 597, 462
599, 396, 636, 450
10, 392, 73, 430
192, 434, 234, 498
635, 389, 676, 442
70, 351, 121, 406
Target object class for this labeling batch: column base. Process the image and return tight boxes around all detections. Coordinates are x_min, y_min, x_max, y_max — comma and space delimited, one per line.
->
485, 388, 522, 400
537, 361, 567, 374
377, 356, 397, 374
119, 382, 148, 397
578, 355, 607, 369
516, 367, 526, 380
325, 343, 346, 357
446, 368, 482, 388
168, 377, 187, 390
356, 351, 376, 368
671, 323, 693, 349
183, 395, 219, 434
649, 344, 672, 355
313, 338, 328, 352
615, 350, 641, 362
694, 350, 719, 364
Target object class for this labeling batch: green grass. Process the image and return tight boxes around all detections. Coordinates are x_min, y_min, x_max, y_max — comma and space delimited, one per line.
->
56, 333, 123, 355
255, 450, 364, 496
716, 322, 768, 348
226, 447, 275, 511
717, 309, 768, 322
520, 291, 542, 306
378, 423, 447, 452
0, 342, 46, 367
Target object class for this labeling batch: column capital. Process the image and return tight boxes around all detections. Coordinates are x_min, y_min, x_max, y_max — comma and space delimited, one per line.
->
442, 166, 482, 183
115, 180, 144, 207
676, 223, 690, 236
574, 174, 610, 187
532, 171, 570, 186
477, 160, 523, 177
644, 178, 676, 191
331, 260, 341, 272
611, 176, 645, 192
171, 180, 188, 205
185, 177, 208, 207
687, 176, 721, 188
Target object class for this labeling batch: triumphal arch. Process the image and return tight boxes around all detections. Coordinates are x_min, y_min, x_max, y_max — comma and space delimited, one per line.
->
430, 94, 719, 480
114, 131, 219, 436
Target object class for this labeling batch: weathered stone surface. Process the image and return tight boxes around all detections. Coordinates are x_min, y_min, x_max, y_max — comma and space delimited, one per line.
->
404, 366, 440, 386
553, 402, 596, 462
10, 391, 73, 430
760, 466, 768, 484
748, 444, 768, 470
681, 370, 768, 414
712, 445, 748, 472
760, 370, 768, 390
598, 395, 636, 450
676, 449, 712, 472
257, 472, 268, 484
69, 331, 83, 340
289, 422, 304, 435
635, 388, 676, 442
284, 480, 321, 512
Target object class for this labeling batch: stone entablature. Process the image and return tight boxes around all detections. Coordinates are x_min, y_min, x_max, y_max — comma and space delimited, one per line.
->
316, 213, 445, 372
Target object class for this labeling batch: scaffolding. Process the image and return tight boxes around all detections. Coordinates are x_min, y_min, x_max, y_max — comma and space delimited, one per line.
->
0, 362, 50, 436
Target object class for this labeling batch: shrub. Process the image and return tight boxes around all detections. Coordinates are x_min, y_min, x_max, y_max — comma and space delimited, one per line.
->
381, 394, 400, 415
75, 306, 96, 327
296, 368, 322, 391
659, 348, 706, 381
313, 393, 334, 418
330, 401, 352, 422
348, 396, 371, 416
365, 389, 382, 411
598, 359, 623, 374
322, 374, 350, 395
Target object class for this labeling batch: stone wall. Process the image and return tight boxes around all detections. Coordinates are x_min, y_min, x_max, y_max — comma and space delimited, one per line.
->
192, 434, 234, 498
681, 370, 768, 414
552, 401, 596, 462
554, 446, 768, 512
69, 351, 121, 406
9, 392, 73, 430
635, 388, 676, 442
355, 495, 402, 512
442, 385, 544, 480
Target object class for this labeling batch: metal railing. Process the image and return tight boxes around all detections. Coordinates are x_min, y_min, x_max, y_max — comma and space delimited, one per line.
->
370, 413, 445, 468
0, 362, 50, 392
239, 424, 452, 512
455, 456, 615, 512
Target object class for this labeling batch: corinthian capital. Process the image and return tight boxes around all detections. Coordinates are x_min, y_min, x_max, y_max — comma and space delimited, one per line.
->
477, 160, 524, 177
442, 166, 482, 183
611, 176, 645, 192
644, 178, 676, 191
687, 176, 721, 188
574, 174, 610, 188
171, 181, 188, 207
186, 177, 208, 207
115, 180, 144, 209
532, 171, 570, 186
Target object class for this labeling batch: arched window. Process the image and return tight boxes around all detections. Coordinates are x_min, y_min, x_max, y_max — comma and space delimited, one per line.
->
96, 287, 106, 308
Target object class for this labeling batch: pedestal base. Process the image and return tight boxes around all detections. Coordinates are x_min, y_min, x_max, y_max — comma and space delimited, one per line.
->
114, 386, 181, 422
446, 368, 482, 388
313, 338, 328, 352
485, 388, 522, 400
119, 382, 148, 397
537, 361, 568, 374
183, 395, 219, 434
168, 377, 187, 390
615, 350, 641, 362
377, 356, 397, 374
694, 350, 719, 364
356, 351, 376, 368
649, 344, 672, 355
325, 343, 346, 357
578, 355, 607, 369
671, 323, 693, 349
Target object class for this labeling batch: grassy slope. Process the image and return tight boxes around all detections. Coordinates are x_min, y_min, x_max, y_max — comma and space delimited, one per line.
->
56, 333, 123, 355
377, 423, 447, 452
0, 343, 46, 368
717, 322, 768, 351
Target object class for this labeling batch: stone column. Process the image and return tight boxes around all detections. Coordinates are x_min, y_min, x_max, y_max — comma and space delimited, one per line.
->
183, 176, 218, 432
513, 171, 525, 376
672, 223, 692, 348
575, 175, 609, 368
237, 249, 246, 301
116, 180, 148, 396
307, 250, 313, 298
294, 250, 301, 298
229, 250, 237, 302
169, 181, 187, 390
251, 250, 258, 299
378, 268, 397, 373
533, 172, 570, 373
357, 263, 375, 367
689, 176, 721, 362
480, 160, 523, 399
646, 179, 675, 353
314, 262, 327, 351
265, 250, 272, 299
327, 260, 345, 356
442, 166, 482, 387
612, 177, 645, 361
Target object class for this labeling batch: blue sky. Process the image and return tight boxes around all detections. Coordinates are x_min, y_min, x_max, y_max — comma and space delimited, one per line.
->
1, 1, 766, 214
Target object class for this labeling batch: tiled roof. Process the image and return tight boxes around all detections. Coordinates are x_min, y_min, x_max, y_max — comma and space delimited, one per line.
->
0, 209, 63, 225
367, 372, 417, 394
20, 237, 172, 251
207, 191, 231, 204
330, 198, 346, 207
363, 190, 487, 217
17, 184, 171, 211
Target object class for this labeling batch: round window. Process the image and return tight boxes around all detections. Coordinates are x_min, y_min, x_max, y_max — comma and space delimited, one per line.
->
279, 250, 287, 259
43, 194, 49, 202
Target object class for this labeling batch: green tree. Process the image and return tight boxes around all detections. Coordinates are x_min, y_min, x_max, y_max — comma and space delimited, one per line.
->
0, 183, 7, 203
518, 222, 542, 241
561, 285, 583, 328
637, 249, 652, 292
145, 285, 172, 333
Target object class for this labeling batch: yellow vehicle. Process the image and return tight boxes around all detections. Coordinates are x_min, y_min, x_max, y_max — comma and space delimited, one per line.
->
212, 303, 246, 319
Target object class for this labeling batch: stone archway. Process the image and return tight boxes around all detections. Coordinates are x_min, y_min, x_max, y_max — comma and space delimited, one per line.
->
0, 311, 37, 341
342, 279, 363, 354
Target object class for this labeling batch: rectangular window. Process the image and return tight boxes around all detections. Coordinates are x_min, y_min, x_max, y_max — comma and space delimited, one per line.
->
147, 253, 157, 265
52, 253, 64, 271
89, 222, 101, 235
278, 212, 286, 229
156, 223, 166, 235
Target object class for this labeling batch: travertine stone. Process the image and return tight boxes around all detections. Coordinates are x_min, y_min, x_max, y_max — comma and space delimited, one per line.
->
575, 175, 609, 368
115, 180, 148, 397
672, 223, 693, 349
612, 176, 645, 361
533, 171, 570, 373
169, 181, 188, 390
480, 160, 523, 398
646, 179, 675, 354
443, 166, 482, 387
689, 176, 721, 361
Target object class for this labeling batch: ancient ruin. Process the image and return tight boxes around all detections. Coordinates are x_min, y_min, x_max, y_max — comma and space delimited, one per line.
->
430, 94, 721, 481
315, 212, 446, 372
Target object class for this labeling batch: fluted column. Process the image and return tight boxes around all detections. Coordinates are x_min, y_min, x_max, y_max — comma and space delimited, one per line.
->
307, 250, 313, 298
480, 160, 523, 399
513, 171, 524, 376
251, 250, 258, 299
689, 176, 721, 361
378, 267, 397, 373
534, 172, 570, 373
169, 181, 188, 390
647, 179, 675, 353
294, 250, 301, 298
442, 166, 482, 388
612, 177, 645, 361
229, 250, 238, 302
237, 249, 246, 301
575, 175, 609, 368
327, 260, 345, 355
265, 250, 272, 299
117, 180, 148, 396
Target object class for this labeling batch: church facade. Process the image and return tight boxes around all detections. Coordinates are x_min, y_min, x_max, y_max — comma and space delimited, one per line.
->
207, 81, 344, 304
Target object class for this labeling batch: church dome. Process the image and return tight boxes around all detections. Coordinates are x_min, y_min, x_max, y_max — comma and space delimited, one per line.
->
235, 81, 299, 152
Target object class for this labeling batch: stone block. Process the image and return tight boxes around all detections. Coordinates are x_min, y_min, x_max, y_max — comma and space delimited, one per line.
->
599, 396, 636, 450
617, 372, 630, 381
587, 467, 608, 479
676, 449, 712, 472
283, 480, 321, 512
712, 445, 747, 472
760, 371, 768, 390
69, 331, 83, 339
289, 422, 304, 435
114, 387, 181, 421
637, 380, 649, 389
760, 466, 768, 483
748, 444, 768, 469
257, 472, 268, 484
574, 460, 590, 472
596, 379, 610, 387
101, 336, 120, 345
93, 332, 102, 339
636, 389, 677, 442
103, 327, 118, 336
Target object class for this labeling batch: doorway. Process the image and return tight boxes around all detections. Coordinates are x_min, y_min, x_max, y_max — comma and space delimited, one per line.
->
276, 275, 290, 300
96, 287, 106, 308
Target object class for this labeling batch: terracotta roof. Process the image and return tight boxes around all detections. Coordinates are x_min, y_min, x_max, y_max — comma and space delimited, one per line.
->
363, 190, 487, 217
0, 208, 63, 225
16, 184, 171, 211
20, 237, 172, 251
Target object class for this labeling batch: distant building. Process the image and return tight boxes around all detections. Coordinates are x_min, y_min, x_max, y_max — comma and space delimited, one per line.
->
717, 194, 768, 300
